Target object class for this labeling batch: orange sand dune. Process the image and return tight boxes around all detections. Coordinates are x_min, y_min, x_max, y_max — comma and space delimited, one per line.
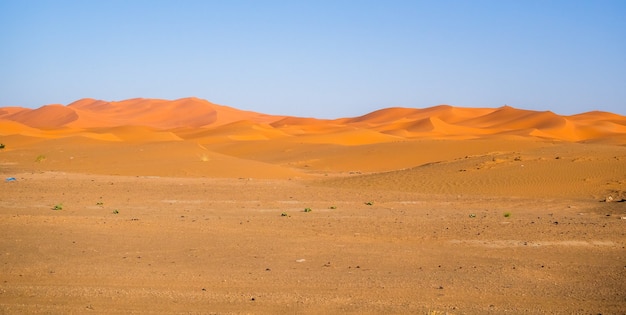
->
342, 105, 496, 127
1, 98, 626, 145
4, 104, 78, 129
1, 136, 301, 178
86, 126, 183, 142
0, 106, 31, 118
4, 97, 283, 130
269, 117, 349, 136
0, 120, 47, 137
168, 121, 291, 145
567, 110, 626, 123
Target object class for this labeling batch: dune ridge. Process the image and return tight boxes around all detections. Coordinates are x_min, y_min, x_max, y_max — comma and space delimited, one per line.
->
1, 97, 625, 144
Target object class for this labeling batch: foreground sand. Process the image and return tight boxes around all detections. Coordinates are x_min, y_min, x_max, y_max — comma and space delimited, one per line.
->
1, 137, 625, 314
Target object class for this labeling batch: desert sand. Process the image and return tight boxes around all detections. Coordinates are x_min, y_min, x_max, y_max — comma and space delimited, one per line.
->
1, 98, 625, 314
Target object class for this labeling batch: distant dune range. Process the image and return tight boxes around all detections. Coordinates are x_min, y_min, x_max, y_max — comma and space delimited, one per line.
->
1, 97, 625, 201
1, 97, 625, 143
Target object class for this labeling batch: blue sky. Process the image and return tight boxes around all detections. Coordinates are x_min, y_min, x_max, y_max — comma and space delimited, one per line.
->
1, 0, 624, 118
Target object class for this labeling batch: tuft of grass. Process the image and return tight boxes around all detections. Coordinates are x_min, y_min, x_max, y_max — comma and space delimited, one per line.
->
304, 208, 312, 213
280, 212, 288, 217
469, 213, 476, 218
96, 201, 104, 206
112, 209, 119, 214
504, 212, 511, 218
52, 203, 63, 210
329, 206, 337, 209
365, 201, 374, 206
35, 155, 46, 162
0, 143, 5, 149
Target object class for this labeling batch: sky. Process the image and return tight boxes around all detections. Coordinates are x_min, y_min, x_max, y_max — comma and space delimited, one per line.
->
1, 0, 625, 118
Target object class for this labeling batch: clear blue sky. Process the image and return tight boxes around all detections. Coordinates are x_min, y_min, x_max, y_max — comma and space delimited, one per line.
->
1, 0, 625, 118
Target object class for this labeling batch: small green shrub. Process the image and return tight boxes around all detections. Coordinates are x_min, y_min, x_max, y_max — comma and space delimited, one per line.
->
35, 155, 46, 162
52, 204, 63, 210
365, 201, 374, 206
504, 212, 511, 218
469, 213, 476, 218
280, 212, 288, 217
96, 202, 104, 206
112, 209, 119, 214
304, 208, 312, 213
329, 206, 337, 209
0, 143, 5, 149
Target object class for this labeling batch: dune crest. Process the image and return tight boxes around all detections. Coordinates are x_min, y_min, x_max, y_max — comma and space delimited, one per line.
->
1, 98, 625, 144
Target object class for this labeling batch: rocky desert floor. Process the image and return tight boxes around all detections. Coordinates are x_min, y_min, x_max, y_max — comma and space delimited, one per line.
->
1, 137, 625, 314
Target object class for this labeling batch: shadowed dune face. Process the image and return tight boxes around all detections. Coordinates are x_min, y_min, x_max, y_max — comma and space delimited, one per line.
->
3, 104, 79, 129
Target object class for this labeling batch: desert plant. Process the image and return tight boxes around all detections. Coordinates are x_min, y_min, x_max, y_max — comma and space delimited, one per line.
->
469, 213, 476, 218
96, 201, 104, 206
52, 203, 63, 210
112, 209, 119, 214
280, 212, 288, 217
504, 212, 511, 218
304, 208, 312, 213
0, 143, 5, 149
35, 155, 46, 162
329, 206, 337, 209
365, 201, 374, 206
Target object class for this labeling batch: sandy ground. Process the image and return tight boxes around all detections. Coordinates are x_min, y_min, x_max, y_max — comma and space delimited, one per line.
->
1, 99, 626, 314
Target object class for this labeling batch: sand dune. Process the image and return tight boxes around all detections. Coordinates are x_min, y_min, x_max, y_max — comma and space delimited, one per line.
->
2, 98, 625, 145
3, 97, 282, 130
2, 97, 625, 179
4, 104, 78, 129
0, 120, 47, 137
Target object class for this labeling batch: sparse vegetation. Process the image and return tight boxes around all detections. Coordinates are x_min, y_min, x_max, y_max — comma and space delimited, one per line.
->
329, 206, 337, 209
469, 213, 476, 218
280, 212, 288, 217
304, 208, 312, 213
112, 209, 119, 214
52, 203, 63, 210
96, 201, 104, 206
365, 201, 374, 206
504, 212, 511, 218
0, 143, 5, 149
35, 154, 47, 162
